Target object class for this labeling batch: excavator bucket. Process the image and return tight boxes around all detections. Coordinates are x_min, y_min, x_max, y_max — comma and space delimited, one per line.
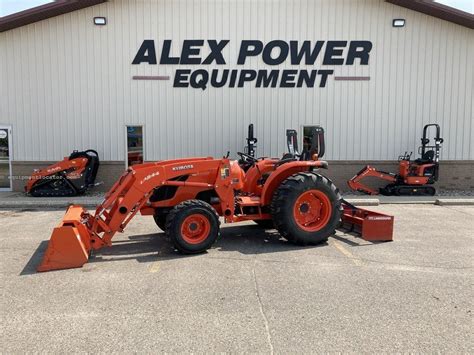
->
37, 205, 92, 272
340, 201, 394, 242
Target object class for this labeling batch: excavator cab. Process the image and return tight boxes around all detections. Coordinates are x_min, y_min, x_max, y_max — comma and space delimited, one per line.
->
416, 124, 443, 165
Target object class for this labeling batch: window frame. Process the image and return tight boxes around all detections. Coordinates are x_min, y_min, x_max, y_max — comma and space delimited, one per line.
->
124, 124, 145, 168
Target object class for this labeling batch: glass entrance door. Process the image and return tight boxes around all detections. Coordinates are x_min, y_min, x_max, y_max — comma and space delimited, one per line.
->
0, 126, 12, 191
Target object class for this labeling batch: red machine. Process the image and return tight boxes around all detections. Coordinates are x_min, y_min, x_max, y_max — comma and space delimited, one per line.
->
25, 150, 100, 197
348, 124, 443, 196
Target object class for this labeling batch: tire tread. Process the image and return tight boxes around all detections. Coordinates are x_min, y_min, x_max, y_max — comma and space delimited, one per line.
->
165, 199, 220, 253
271, 172, 342, 245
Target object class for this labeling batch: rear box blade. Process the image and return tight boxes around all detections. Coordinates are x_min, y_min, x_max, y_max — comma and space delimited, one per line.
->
341, 205, 394, 242
37, 205, 92, 272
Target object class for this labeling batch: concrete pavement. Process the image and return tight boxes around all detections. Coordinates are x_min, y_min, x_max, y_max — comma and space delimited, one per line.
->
1, 204, 473, 353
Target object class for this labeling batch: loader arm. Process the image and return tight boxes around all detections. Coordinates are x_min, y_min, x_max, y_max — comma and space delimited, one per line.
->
88, 158, 236, 247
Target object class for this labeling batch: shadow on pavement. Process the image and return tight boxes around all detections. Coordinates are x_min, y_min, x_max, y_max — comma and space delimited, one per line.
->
332, 233, 391, 247
91, 224, 325, 264
21, 224, 349, 275
20, 240, 49, 276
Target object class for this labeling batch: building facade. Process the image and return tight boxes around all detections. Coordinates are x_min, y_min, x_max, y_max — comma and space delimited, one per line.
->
1, 0, 473, 192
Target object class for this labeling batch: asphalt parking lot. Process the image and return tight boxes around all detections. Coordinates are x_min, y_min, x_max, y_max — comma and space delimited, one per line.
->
1, 204, 473, 353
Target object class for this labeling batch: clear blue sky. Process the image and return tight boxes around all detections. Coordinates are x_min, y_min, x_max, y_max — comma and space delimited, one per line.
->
0, 0, 473, 16
436, 0, 474, 13
1, 0, 53, 16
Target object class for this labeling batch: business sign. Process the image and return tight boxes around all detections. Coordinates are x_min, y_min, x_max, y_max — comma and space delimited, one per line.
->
132, 40, 372, 89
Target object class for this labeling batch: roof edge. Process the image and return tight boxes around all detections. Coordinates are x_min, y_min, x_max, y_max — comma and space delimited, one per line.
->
1, 0, 472, 32
386, 0, 474, 29
0, 0, 107, 32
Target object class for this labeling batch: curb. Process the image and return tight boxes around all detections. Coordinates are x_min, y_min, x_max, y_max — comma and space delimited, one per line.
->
435, 199, 474, 206
378, 200, 436, 205
0, 201, 101, 210
344, 199, 379, 206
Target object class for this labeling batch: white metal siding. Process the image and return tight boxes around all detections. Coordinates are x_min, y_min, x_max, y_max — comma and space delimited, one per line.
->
1, 0, 473, 162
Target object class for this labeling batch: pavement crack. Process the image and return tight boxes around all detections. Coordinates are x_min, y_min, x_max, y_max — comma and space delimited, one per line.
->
441, 205, 474, 217
252, 259, 274, 355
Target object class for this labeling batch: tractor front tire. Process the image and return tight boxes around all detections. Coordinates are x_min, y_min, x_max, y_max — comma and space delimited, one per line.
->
165, 200, 220, 254
153, 212, 167, 231
271, 172, 341, 245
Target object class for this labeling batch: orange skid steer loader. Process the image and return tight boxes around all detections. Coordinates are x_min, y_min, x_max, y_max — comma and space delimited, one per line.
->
25, 150, 100, 197
38, 152, 393, 272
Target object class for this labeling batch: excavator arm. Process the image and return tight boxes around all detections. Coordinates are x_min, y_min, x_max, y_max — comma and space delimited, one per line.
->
37, 157, 236, 272
347, 165, 397, 195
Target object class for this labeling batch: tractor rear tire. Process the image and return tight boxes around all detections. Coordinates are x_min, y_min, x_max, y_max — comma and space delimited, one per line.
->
153, 212, 167, 231
165, 200, 220, 254
271, 172, 341, 245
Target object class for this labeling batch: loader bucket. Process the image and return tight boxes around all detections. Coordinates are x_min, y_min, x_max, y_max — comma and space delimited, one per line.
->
340, 203, 394, 242
37, 205, 92, 272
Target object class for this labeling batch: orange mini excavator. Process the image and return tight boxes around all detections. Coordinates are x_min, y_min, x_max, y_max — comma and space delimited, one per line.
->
25, 150, 100, 197
348, 124, 443, 196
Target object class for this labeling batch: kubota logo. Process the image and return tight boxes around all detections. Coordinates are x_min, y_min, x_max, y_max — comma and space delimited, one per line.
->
172, 164, 194, 171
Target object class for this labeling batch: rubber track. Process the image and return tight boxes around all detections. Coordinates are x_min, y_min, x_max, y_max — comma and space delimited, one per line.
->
30, 178, 76, 197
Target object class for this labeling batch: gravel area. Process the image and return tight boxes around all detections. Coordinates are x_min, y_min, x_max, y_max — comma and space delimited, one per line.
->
436, 189, 474, 196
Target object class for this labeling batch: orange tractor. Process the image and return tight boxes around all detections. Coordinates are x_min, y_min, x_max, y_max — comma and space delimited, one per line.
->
38, 131, 393, 272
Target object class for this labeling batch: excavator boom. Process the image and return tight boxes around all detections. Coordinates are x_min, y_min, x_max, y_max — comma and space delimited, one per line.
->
347, 165, 397, 195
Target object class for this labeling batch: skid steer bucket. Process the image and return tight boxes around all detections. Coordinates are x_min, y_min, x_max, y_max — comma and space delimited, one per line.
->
340, 201, 394, 242
37, 205, 92, 272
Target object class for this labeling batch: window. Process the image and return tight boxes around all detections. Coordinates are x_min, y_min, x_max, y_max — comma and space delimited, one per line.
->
126, 126, 144, 167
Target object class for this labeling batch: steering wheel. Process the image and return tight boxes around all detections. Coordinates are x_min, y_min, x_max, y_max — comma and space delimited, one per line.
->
237, 152, 258, 163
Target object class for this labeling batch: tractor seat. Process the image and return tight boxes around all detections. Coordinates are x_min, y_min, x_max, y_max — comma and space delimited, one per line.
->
415, 150, 434, 164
